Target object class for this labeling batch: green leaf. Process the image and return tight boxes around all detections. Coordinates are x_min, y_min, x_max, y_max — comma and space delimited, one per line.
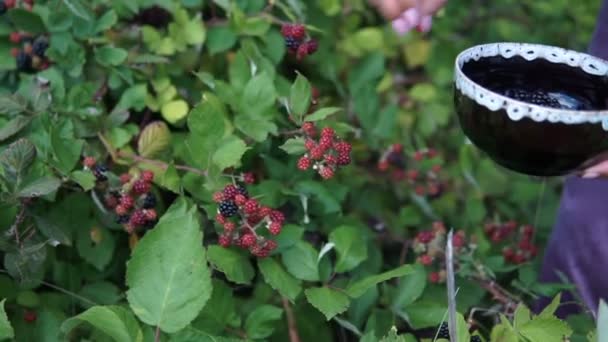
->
70, 171, 96, 191
49, 119, 84, 174
78, 282, 123, 307
17, 176, 61, 198
305, 287, 350, 321
206, 246, 255, 285
258, 257, 301, 302
279, 137, 306, 155
162, 100, 190, 125
0, 299, 14, 340
62, 0, 92, 20
126, 197, 212, 333
234, 115, 277, 142
95, 46, 128, 66
77, 226, 115, 271
7, 9, 46, 34
212, 136, 249, 170
170, 326, 244, 342
538, 293, 561, 319
518, 317, 572, 341
304, 107, 342, 122
95, 10, 117, 32
60, 305, 142, 342
290, 73, 311, 120
117, 84, 147, 111
187, 97, 226, 141
282, 241, 319, 281
513, 303, 531, 329
0, 116, 32, 142
157, 164, 181, 194
33, 215, 71, 246
241, 72, 276, 117
329, 225, 368, 273
244, 305, 283, 339
392, 263, 426, 308
0, 138, 35, 185
138, 121, 172, 158
206, 26, 237, 54
379, 326, 406, 342
346, 265, 413, 298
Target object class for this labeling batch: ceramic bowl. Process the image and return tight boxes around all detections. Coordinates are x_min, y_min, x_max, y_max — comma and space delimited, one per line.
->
453, 42, 608, 176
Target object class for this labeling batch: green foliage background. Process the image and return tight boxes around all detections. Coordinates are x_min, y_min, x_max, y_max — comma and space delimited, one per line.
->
0, 0, 605, 341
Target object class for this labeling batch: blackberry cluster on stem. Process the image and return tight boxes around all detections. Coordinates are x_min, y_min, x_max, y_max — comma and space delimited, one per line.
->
378, 145, 445, 199
214, 182, 284, 258
280, 23, 318, 61
81, 156, 109, 184
484, 221, 537, 264
297, 122, 352, 180
412, 222, 474, 284
9, 28, 50, 73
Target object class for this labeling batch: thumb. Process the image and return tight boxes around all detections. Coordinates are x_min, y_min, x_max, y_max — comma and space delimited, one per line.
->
581, 160, 608, 178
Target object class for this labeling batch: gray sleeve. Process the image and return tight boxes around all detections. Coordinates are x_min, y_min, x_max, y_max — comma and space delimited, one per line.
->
589, 0, 608, 59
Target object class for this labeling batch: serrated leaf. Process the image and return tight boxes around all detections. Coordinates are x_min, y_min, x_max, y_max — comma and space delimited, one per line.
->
234, 115, 277, 142
282, 241, 319, 281
305, 287, 350, 321
244, 305, 283, 339
279, 137, 306, 155
258, 257, 301, 302
212, 136, 249, 170
60, 305, 142, 342
519, 317, 572, 341
95, 46, 128, 66
305, 107, 342, 122
7, 9, 46, 34
290, 73, 311, 121
33, 215, 71, 246
95, 10, 117, 32
138, 121, 172, 158
0, 94, 27, 115
538, 293, 561, 319
126, 197, 212, 333
0, 138, 35, 185
0, 116, 31, 142
241, 72, 276, 117
70, 170, 96, 191
346, 264, 413, 298
329, 225, 368, 273
0, 299, 14, 340
392, 263, 426, 308
17, 176, 61, 198
206, 246, 254, 285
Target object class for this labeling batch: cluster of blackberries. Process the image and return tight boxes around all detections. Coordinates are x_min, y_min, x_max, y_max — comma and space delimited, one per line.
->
412, 222, 473, 284
378, 145, 445, 199
436, 322, 482, 342
503, 88, 562, 109
214, 183, 285, 258
104, 170, 158, 234
297, 123, 352, 180
280, 23, 318, 61
82, 156, 109, 182
9, 31, 50, 73
484, 221, 537, 265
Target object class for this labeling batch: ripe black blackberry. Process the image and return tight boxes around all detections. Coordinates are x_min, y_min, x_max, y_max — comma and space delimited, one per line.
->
93, 164, 108, 181
236, 184, 248, 197
437, 322, 450, 339
387, 152, 405, 169
32, 38, 48, 57
116, 215, 130, 224
142, 193, 156, 209
16, 51, 31, 71
143, 219, 157, 229
285, 37, 300, 51
218, 201, 238, 217
503, 88, 562, 109
470, 336, 482, 342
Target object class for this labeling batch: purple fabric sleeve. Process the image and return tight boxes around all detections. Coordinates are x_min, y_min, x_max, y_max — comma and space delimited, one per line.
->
536, 0, 608, 318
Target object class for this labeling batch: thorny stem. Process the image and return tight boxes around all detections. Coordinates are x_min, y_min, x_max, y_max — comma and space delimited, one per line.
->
98, 133, 208, 177
281, 297, 301, 342
154, 326, 161, 342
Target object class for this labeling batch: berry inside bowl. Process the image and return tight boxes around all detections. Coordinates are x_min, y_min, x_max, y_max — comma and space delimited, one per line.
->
453, 42, 608, 177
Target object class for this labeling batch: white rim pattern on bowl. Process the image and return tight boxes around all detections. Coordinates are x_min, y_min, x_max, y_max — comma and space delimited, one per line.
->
454, 42, 608, 131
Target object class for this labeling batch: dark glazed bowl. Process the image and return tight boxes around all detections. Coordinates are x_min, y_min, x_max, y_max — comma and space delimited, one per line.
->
453, 42, 608, 176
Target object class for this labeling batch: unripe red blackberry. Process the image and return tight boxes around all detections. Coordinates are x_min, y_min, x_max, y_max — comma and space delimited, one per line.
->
414, 151, 424, 161
144, 209, 157, 221
82, 156, 96, 168
240, 234, 256, 248
296, 43, 309, 60
419, 254, 433, 266
319, 166, 334, 179
304, 139, 316, 150
115, 205, 128, 216
452, 232, 466, 248
333, 141, 351, 154
120, 173, 131, 184
310, 146, 324, 160
215, 213, 226, 224
306, 39, 318, 54
321, 127, 334, 138
291, 24, 306, 40
428, 272, 440, 283
10, 47, 19, 57
242, 172, 255, 184
502, 247, 514, 261
319, 135, 333, 150
414, 185, 426, 196
264, 239, 278, 251
141, 170, 154, 182
4, 0, 15, 8
427, 148, 438, 158
280, 24, 293, 37
223, 184, 238, 200
259, 206, 272, 217
105, 195, 118, 209
302, 123, 316, 137
132, 180, 151, 194
119, 195, 134, 209
269, 210, 285, 224
243, 199, 259, 214
234, 194, 247, 206
130, 210, 147, 226
324, 154, 337, 165
336, 153, 351, 166
297, 156, 311, 170
378, 160, 389, 171
223, 221, 235, 232
23, 310, 37, 323
218, 234, 231, 247
9, 31, 21, 43
247, 213, 262, 226
416, 231, 435, 243
268, 221, 282, 235
392, 143, 403, 153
